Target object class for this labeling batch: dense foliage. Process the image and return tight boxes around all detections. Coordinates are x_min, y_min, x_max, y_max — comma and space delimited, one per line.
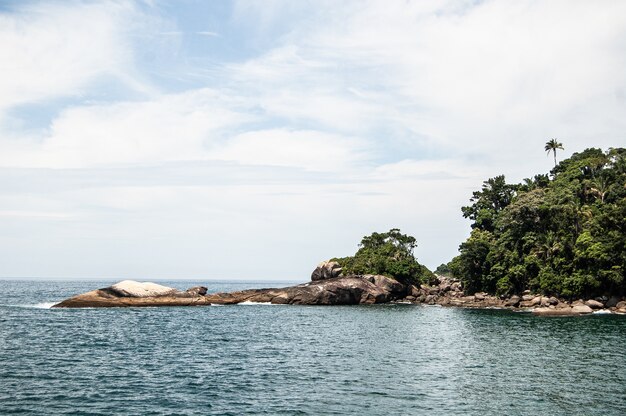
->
333, 229, 436, 285
448, 147, 626, 298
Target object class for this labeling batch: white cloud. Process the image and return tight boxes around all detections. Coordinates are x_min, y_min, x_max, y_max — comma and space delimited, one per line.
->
0, 2, 144, 112
196, 31, 219, 37
2, 0, 626, 278
212, 128, 369, 171
0, 89, 250, 168
227, 0, 626, 178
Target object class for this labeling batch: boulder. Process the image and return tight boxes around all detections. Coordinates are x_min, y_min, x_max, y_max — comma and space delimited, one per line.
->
534, 304, 593, 316
110, 280, 178, 297
421, 285, 439, 295
186, 286, 208, 296
548, 297, 559, 306
585, 299, 604, 309
311, 261, 343, 281
504, 295, 520, 307
533, 307, 572, 316
440, 284, 451, 293
605, 296, 621, 308
474, 292, 486, 301
522, 294, 534, 301
425, 294, 436, 304
409, 285, 421, 297
520, 296, 542, 308
571, 304, 593, 314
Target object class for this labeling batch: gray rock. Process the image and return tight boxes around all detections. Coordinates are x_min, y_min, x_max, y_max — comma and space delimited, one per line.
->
311, 261, 343, 281
410, 285, 421, 297
571, 304, 593, 314
605, 296, 621, 308
504, 295, 520, 307
186, 286, 208, 296
534, 304, 593, 316
585, 299, 604, 309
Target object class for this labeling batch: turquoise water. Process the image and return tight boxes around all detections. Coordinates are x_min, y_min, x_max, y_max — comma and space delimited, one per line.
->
1, 280, 625, 415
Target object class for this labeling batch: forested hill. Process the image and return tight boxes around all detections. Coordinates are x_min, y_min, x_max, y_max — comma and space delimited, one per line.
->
446, 147, 626, 299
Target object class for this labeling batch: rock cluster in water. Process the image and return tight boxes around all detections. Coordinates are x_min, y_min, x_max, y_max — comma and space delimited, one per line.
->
53, 265, 626, 315
406, 275, 626, 316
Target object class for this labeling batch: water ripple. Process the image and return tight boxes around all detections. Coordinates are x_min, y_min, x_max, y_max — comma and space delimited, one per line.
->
0, 281, 625, 415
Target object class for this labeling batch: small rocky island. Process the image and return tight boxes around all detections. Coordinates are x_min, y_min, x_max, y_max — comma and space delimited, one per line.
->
53, 261, 626, 315
52, 262, 408, 308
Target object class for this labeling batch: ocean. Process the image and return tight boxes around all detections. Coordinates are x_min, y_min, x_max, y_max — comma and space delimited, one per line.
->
1, 280, 625, 415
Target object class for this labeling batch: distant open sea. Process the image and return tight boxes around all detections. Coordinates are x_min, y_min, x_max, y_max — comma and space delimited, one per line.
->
1, 279, 625, 415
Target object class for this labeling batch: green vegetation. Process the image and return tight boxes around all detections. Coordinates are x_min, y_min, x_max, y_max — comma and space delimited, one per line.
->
448, 147, 626, 298
333, 228, 436, 285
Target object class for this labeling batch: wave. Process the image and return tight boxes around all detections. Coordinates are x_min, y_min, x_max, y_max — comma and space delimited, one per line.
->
593, 309, 612, 315
13, 302, 57, 309
238, 301, 275, 305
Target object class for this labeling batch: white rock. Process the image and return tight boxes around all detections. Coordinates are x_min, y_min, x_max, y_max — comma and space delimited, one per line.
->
110, 280, 177, 298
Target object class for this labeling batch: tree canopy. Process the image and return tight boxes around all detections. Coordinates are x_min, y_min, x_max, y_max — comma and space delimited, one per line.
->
449, 147, 626, 298
333, 228, 435, 285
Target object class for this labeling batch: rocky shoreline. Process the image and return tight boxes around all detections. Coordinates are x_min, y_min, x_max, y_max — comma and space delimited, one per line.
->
401, 274, 626, 316
53, 262, 626, 315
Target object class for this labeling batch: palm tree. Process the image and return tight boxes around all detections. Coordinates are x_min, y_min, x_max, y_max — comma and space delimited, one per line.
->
545, 139, 564, 167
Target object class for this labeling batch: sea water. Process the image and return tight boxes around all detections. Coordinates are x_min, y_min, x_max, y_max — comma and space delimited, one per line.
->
1, 280, 625, 415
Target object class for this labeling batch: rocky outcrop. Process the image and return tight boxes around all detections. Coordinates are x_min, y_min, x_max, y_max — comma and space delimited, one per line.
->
53, 274, 409, 308
53, 282, 212, 308
396, 275, 626, 316
311, 261, 342, 281
52, 272, 626, 315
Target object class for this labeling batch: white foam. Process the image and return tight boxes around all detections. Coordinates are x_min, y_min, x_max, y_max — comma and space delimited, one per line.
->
593, 309, 612, 315
14, 302, 57, 309
238, 301, 274, 305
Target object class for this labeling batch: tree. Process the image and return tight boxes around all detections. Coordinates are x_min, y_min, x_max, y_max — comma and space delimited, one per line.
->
451, 147, 626, 298
333, 229, 435, 285
461, 175, 516, 232
545, 138, 564, 167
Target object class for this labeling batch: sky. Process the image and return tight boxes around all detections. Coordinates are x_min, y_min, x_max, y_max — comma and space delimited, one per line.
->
1, 0, 625, 280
